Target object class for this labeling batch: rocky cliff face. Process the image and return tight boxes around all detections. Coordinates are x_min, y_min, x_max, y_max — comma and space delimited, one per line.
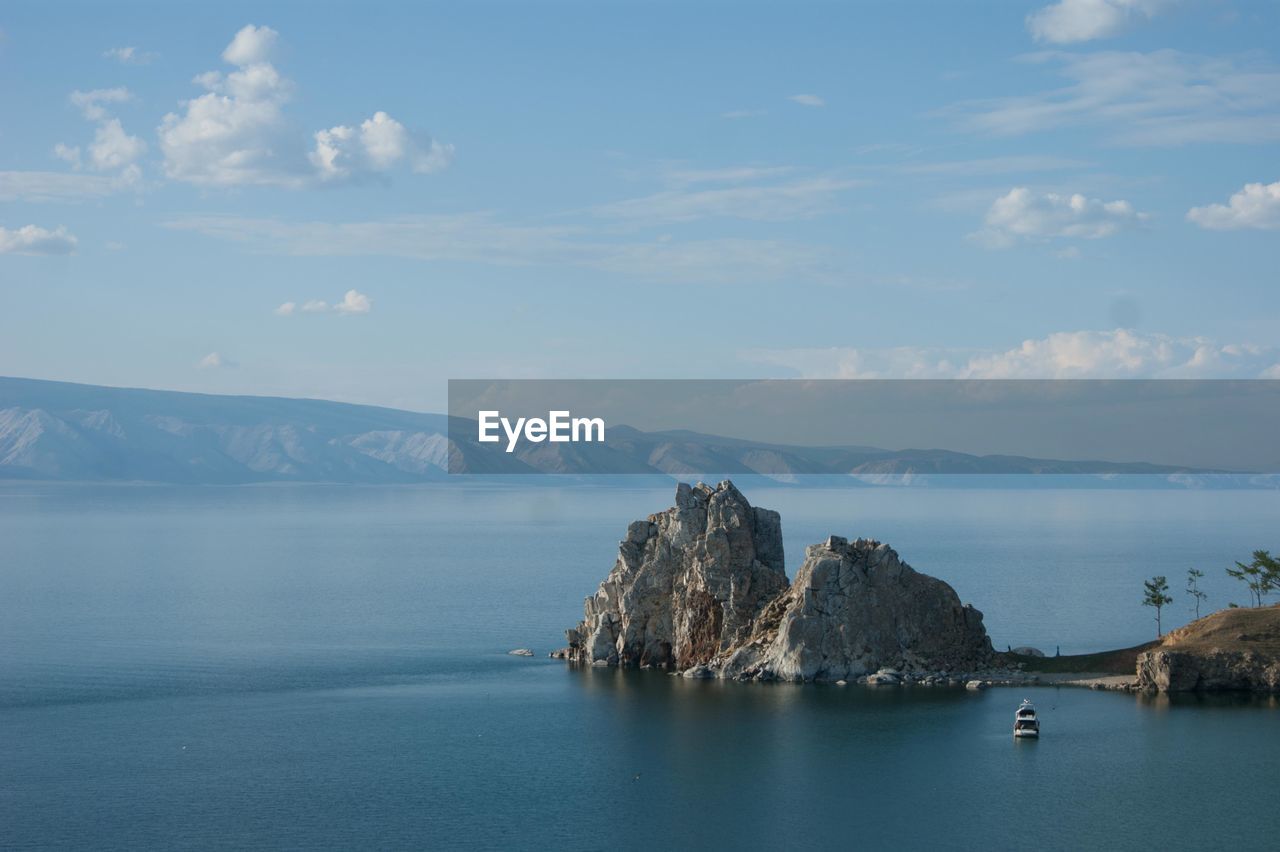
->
1135, 605, 1280, 693
715, 535, 992, 681
1136, 649, 1280, 693
564, 480, 788, 668
564, 481, 993, 680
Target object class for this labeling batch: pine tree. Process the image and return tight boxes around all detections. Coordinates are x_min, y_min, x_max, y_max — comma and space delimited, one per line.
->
1185, 568, 1207, 619
1143, 576, 1173, 638
1225, 551, 1278, 608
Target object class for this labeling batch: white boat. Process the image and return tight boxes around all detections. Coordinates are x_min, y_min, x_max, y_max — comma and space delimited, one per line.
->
1013, 699, 1040, 738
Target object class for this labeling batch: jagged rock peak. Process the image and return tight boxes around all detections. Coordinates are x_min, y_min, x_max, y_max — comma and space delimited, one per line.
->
715, 534, 993, 682
564, 480, 789, 669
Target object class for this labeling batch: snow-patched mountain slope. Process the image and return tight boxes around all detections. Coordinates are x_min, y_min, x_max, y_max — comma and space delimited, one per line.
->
0, 376, 452, 483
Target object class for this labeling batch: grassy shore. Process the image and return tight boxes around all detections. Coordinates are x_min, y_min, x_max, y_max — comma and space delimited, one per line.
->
998, 641, 1159, 675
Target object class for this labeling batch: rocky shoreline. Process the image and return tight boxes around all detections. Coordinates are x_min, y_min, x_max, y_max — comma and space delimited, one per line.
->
546, 648, 1143, 691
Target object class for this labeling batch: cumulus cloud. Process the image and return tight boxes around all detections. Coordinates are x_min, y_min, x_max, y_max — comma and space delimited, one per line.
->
157, 26, 302, 187
87, 119, 147, 171
159, 25, 451, 188
1187, 180, 1280, 231
274, 290, 372, 315
1027, 0, 1170, 44
333, 289, 371, 314
222, 24, 277, 65
971, 187, 1146, 247
103, 46, 156, 65
310, 111, 453, 182
744, 330, 1280, 379
788, 94, 825, 107
58, 88, 145, 181
0, 224, 78, 255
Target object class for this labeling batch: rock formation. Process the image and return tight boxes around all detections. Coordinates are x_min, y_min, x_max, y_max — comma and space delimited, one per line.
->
1136, 604, 1280, 693
563, 480, 993, 680
564, 480, 789, 668
715, 535, 992, 681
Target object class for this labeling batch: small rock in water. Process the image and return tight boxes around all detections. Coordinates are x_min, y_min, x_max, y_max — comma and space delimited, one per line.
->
508, 648, 535, 657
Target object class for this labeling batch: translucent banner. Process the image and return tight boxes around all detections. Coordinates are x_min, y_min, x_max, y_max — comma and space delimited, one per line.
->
446, 379, 1280, 476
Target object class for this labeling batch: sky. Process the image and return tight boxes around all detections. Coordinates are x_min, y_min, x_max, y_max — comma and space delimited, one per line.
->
1, 0, 1278, 412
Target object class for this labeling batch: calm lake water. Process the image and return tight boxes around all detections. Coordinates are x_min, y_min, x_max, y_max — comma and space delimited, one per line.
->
2, 483, 1278, 850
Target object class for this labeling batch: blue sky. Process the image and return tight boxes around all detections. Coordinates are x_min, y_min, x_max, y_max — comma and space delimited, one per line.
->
1, 0, 1278, 411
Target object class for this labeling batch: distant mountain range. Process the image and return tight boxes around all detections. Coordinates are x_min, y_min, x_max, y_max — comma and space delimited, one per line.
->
0, 376, 1253, 485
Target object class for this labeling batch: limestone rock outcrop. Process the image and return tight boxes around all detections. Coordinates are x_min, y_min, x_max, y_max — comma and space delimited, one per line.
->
1135, 604, 1280, 693
715, 535, 992, 681
563, 481, 994, 680
564, 480, 789, 668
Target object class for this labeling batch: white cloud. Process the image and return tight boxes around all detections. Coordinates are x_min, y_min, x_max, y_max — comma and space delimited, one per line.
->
1027, 0, 1171, 44
971, 186, 1146, 247
310, 111, 454, 182
88, 118, 147, 172
222, 24, 278, 65
103, 46, 156, 65
333, 289, 371, 314
788, 94, 825, 107
0, 224, 78, 255
158, 29, 302, 187
945, 50, 1280, 146
160, 25, 450, 188
359, 111, 411, 169
275, 290, 372, 315
744, 330, 1280, 379
70, 87, 131, 121
1187, 180, 1280, 231
60, 89, 146, 179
